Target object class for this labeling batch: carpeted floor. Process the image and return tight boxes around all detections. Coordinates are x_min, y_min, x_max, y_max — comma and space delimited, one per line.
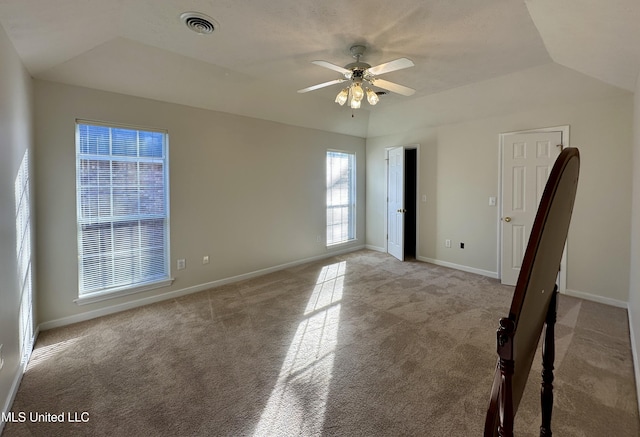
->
3, 250, 639, 436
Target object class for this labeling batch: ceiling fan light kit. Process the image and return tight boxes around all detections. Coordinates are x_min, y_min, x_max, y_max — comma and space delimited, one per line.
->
334, 85, 379, 109
298, 44, 415, 111
366, 87, 379, 105
335, 88, 349, 105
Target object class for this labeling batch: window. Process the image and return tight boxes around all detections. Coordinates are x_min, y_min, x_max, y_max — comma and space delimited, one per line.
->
15, 150, 33, 362
75, 121, 170, 300
326, 150, 356, 245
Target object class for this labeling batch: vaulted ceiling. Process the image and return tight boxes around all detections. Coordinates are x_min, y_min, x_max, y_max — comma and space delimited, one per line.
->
0, 0, 637, 137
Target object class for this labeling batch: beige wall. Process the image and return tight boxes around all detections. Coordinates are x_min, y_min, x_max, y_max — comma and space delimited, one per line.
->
629, 72, 640, 407
366, 94, 633, 302
34, 80, 365, 324
0, 24, 35, 420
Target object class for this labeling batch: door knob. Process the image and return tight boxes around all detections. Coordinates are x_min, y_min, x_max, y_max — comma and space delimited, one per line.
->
397, 209, 407, 213
504, 216, 512, 222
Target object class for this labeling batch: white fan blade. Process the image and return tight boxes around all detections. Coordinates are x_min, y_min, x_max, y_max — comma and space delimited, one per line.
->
312, 60, 352, 77
367, 58, 414, 76
297, 78, 346, 93
371, 79, 416, 96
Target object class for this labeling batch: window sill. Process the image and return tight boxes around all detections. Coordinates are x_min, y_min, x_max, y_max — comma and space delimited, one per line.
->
74, 278, 174, 306
326, 238, 357, 248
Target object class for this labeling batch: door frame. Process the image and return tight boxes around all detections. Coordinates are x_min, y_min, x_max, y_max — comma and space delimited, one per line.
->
498, 126, 569, 291
384, 144, 420, 259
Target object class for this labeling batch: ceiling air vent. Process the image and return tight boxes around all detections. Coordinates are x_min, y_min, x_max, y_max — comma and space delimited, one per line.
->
180, 12, 218, 35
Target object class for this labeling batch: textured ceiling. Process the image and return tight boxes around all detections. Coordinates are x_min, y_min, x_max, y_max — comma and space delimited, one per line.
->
0, 0, 636, 137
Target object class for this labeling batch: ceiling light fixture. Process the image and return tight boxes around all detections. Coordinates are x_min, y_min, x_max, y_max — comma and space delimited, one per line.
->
335, 88, 349, 106
298, 44, 415, 111
366, 88, 379, 105
334, 47, 379, 109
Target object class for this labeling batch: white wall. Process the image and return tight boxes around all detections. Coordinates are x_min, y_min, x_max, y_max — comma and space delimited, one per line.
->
366, 93, 633, 303
0, 24, 35, 425
34, 80, 366, 325
629, 71, 640, 412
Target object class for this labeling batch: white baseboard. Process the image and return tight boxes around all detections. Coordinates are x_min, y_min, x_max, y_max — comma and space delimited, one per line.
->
628, 308, 640, 420
1, 362, 26, 435
39, 245, 365, 331
364, 244, 385, 253
563, 288, 628, 308
417, 256, 499, 279
1, 328, 38, 434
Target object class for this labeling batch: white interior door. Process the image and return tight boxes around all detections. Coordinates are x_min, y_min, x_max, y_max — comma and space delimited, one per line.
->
387, 147, 405, 261
501, 131, 562, 285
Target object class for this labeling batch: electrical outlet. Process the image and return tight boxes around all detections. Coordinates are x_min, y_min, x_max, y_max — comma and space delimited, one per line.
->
460, 242, 465, 249
202, 255, 209, 265
177, 259, 186, 270
316, 235, 322, 243
445, 239, 451, 248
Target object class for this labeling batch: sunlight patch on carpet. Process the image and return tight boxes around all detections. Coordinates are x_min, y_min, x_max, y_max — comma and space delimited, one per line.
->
253, 261, 345, 436
28, 337, 82, 369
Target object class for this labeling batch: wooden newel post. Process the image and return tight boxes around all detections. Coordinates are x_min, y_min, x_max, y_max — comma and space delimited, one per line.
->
540, 285, 558, 436
497, 317, 516, 437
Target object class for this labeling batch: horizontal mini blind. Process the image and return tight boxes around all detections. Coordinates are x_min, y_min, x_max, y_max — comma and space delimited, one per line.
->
76, 121, 169, 296
15, 150, 33, 362
326, 151, 355, 245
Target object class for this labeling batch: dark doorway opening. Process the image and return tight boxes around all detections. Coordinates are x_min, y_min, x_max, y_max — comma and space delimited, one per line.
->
404, 148, 417, 259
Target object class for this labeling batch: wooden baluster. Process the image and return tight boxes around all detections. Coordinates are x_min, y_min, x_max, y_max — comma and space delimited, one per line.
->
497, 317, 516, 437
540, 285, 558, 436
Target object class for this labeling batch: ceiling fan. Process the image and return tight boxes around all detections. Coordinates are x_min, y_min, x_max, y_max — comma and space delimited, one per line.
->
297, 44, 416, 109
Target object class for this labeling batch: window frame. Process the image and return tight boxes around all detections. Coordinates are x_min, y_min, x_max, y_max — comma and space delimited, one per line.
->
326, 149, 356, 246
74, 119, 172, 305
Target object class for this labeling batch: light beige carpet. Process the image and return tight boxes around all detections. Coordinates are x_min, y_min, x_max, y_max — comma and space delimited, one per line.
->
3, 250, 639, 436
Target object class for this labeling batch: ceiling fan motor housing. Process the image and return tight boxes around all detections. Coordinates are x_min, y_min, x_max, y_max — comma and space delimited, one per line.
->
350, 44, 367, 58
346, 45, 371, 78
344, 62, 371, 73
351, 68, 365, 79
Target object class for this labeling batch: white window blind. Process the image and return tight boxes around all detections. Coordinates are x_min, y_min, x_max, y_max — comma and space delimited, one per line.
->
76, 121, 170, 298
326, 150, 355, 245
15, 150, 33, 362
